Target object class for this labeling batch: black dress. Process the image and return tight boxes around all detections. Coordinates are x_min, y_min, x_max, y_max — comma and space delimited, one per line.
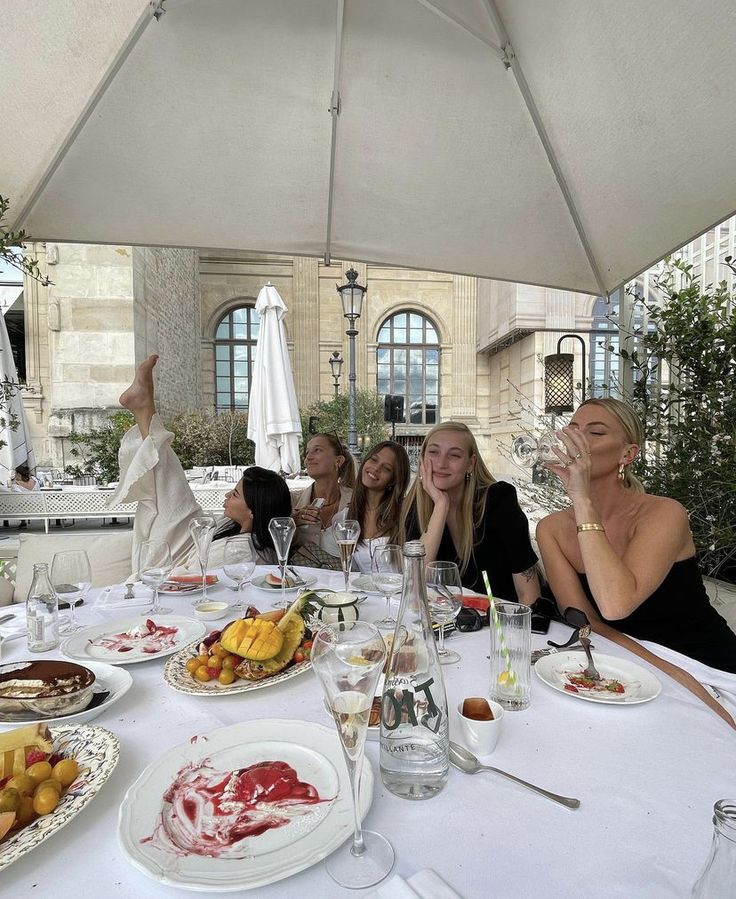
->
405, 481, 538, 599
577, 557, 736, 674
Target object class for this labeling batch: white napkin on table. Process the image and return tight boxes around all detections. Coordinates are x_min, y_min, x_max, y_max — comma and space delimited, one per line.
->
95, 583, 152, 611
369, 869, 463, 899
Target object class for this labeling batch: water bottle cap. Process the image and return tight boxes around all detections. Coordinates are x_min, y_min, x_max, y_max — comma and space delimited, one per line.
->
403, 540, 426, 557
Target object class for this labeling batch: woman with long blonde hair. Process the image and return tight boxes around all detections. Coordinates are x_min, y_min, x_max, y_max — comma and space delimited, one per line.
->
400, 421, 540, 603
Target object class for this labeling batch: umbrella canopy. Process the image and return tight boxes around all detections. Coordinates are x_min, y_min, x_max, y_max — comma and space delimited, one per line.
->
0, 314, 36, 483
4, 0, 736, 295
246, 284, 301, 474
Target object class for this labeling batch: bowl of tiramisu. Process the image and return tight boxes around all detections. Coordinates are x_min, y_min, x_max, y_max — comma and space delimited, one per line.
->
0, 660, 96, 720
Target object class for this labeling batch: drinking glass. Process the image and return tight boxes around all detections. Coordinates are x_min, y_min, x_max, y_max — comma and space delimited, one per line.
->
188, 516, 216, 601
332, 519, 361, 593
371, 544, 403, 630
139, 540, 173, 615
223, 535, 256, 612
426, 560, 463, 664
50, 550, 91, 633
311, 621, 394, 889
489, 601, 531, 711
268, 517, 296, 609
510, 430, 560, 468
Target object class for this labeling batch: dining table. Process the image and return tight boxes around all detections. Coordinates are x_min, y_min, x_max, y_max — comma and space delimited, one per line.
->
1, 564, 734, 898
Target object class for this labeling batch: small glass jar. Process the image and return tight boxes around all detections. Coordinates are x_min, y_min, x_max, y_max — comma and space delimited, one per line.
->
692, 799, 736, 898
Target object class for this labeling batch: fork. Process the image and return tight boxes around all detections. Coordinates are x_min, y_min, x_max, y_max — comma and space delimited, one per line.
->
578, 625, 601, 680
286, 566, 306, 587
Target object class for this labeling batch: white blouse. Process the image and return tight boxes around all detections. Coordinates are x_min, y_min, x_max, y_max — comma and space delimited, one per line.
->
327, 507, 391, 573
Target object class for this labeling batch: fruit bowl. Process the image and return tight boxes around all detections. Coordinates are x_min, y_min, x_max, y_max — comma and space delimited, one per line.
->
0, 661, 95, 720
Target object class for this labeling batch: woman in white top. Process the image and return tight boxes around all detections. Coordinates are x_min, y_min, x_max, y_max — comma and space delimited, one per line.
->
327, 441, 411, 572
109, 355, 292, 575
12, 463, 40, 492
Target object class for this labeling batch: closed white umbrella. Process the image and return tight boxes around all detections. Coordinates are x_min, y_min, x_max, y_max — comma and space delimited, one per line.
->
0, 313, 36, 483
247, 284, 301, 474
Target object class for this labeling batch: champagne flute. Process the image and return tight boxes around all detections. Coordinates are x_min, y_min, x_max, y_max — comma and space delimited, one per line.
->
139, 539, 173, 615
268, 516, 296, 609
50, 550, 91, 633
223, 534, 256, 612
333, 519, 361, 593
188, 516, 216, 601
426, 560, 463, 664
311, 621, 394, 888
371, 544, 403, 630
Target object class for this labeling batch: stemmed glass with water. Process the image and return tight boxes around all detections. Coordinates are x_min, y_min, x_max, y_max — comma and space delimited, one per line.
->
50, 550, 91, 633
426, 561, 463, 664
268, 517, 296, 609
510, 430, 560, 468
223, 535, 256, 612
139, 539, 173, 615
311, 621, 394, 889
332, 519, 361, 594
371, 544, 403, 630
188, 516, 217, 602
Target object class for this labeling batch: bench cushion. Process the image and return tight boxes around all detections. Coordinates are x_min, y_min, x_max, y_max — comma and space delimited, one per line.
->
13, 531, 133, 603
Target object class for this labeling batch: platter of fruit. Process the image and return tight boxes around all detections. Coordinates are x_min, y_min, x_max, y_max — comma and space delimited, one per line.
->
61, 615, 207, 665
0, 722, 119, 870
251, 572, 317, 593
163, 596, 314, 696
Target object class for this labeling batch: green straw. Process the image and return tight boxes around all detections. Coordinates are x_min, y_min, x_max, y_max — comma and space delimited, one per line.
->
482, 570, 517, 689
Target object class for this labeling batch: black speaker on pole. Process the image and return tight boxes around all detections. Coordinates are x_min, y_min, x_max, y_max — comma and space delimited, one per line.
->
383, 395, 404, 423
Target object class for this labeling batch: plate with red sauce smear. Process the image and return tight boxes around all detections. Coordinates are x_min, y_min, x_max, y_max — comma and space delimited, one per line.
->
61, 616, 206, 666
534, 651, 661, 705
118, 718, 374, 891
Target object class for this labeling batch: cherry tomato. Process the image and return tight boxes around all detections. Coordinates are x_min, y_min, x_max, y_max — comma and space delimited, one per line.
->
293, 650, 305, 664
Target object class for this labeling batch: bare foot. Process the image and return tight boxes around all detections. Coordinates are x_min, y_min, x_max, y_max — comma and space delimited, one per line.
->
120, 354, 158, 414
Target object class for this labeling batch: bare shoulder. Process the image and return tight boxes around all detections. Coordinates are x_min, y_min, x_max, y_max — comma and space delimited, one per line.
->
637, 493, 689, 525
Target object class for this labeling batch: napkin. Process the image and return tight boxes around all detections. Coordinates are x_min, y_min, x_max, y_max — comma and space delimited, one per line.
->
0, 608, 26, 640
369, 869, 463, 899
95, 583, 153, 611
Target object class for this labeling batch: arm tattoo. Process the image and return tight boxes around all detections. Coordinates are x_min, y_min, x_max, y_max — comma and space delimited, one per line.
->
520, 566, 537, 582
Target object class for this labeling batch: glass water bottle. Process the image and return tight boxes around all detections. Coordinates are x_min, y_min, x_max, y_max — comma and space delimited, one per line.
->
692, 799, 736, 898
26, 563, 60, 652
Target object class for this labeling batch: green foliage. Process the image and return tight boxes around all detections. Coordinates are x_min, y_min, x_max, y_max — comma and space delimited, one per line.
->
300, 390, 388, 455
168, 411, 255, 469
0, 195, 51, 286
67, 411, 136, 483
616, 258, 736, 580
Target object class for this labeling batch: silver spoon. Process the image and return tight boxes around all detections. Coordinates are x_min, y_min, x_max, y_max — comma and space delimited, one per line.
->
449, 742, 581, 809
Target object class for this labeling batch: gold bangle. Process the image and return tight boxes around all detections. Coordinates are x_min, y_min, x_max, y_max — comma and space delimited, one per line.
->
577, 523, 605, 534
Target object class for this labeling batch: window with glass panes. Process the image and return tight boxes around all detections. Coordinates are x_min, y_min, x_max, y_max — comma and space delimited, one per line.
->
376, 312, 439, 425
214, 306, 260, 411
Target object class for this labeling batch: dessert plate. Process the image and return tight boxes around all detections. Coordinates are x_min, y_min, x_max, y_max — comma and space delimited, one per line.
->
61, 615, 206, 665
118, 718, 373, 891
251, 574, 317, 593
0, 724, 119, 871
534, 651, 662, 705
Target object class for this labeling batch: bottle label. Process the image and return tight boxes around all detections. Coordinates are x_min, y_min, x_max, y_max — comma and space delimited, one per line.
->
381, 674, 445, 734
27, 614, 44, 646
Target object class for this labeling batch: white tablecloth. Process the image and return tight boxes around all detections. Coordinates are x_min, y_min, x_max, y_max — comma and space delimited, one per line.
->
3, 566, 735, 898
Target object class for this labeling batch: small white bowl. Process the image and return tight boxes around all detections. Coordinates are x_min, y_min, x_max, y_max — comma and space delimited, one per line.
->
456, 698, 505, 755
193, 601, 229, 621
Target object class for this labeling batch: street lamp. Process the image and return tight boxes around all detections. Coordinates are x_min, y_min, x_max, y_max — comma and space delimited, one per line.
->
329, 350, 344, 396
544, 334, 587, 414
336, 267, 366, 456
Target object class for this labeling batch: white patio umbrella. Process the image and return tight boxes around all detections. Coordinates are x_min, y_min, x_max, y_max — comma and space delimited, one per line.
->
246, 284, 302, 474
4, 1, 736, 295
0, 313, 36, 483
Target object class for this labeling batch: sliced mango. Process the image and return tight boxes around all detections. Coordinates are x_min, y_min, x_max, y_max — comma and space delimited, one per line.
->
235, 610, 306, 681
221, 618, 285, 661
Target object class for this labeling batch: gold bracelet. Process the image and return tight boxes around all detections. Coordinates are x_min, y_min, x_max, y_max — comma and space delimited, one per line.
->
577, 523, 605, 534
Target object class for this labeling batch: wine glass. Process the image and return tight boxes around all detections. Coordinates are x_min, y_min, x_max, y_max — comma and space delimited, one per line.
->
223, 535, 256, 612
371, 544, 403, 630
510, 430, 559, 468
332, 519, 361, 593
426, 560, 463, 664
139, 539, 173, 614
50, 550, 91, 633
188, 516, 216, 601
311, 621, 394, 888
268, 517, 296, 609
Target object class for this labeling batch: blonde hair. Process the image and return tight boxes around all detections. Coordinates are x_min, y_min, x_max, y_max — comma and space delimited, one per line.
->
400, 422, 495, 574
578, 398, 645, 493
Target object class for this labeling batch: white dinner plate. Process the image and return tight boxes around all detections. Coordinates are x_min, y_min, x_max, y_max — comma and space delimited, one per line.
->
164, 641, 313, 696
0, 661, 133, 729
0, 724, 120, 871
61, 615, 206, 665
251, 574, 317, 594
534, 651, 662, 705
118, 718, 373, 892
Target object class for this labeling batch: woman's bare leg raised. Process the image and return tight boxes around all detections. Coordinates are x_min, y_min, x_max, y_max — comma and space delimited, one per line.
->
120, 354, 158, 438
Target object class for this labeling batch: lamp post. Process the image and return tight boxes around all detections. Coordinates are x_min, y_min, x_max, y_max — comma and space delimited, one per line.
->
544, 334, 587, 414
329, 350, 344, 396
336, 267, 366, 457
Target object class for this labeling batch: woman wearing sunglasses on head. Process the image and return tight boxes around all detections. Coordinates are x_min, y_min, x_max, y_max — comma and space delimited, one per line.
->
325, 440, 411, 572
110, 355, 291, 573
400, 422, 540, 604
536, 398, 736, 675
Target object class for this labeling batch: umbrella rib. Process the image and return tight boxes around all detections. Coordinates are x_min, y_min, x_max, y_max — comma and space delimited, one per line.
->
324, 0, 346, 267
481, 0, 609, 298
11, 1, 165, 232
413, 0, 505, 57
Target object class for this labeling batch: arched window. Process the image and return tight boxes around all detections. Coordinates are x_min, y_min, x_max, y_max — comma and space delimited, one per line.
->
376, 311, 439, 425
214, 305, 260, 411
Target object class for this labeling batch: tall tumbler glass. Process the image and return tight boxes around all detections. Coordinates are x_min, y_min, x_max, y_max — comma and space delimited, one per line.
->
489, 601, 531, 711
